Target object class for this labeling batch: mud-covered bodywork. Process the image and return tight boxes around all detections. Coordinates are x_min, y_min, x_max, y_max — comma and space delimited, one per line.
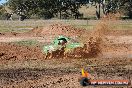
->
43, 35, 84, 54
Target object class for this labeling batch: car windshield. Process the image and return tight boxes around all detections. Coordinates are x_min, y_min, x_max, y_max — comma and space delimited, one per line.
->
58, 38, 67, 42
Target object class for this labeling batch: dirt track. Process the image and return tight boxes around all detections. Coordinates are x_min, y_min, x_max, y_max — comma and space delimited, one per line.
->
0, 68, 81, 88
0, 58, 131, 88
0, 23, 132, 88
0, 35, 131, 59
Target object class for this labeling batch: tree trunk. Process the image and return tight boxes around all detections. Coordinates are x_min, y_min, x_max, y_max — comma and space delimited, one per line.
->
60, 10, 61, 19
98, 2, 101, 19
102, 0, 106, 14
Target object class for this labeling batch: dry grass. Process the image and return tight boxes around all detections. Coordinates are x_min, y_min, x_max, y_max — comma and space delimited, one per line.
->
0, 20, 131, 33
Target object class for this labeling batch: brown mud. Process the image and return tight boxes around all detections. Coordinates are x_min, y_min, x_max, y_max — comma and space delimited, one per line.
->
0, 22, 132, 87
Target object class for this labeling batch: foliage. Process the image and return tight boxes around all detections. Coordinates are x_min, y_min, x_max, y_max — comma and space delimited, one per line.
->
15, 40, 39, 46
0, 5, 7, 19
118, 0, 132, 18
7, 0, 86, 19
105, 0, 132, 18
4, 0, 132, 19
88, 0, 132, 19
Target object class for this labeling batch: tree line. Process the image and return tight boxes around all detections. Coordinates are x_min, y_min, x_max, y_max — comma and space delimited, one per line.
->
0, 0, 132, 20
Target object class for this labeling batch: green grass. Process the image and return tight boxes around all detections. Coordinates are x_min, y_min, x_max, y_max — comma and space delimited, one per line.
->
119, 24, 132, 29
0, 27, 29, 33
13, 40, 39, 46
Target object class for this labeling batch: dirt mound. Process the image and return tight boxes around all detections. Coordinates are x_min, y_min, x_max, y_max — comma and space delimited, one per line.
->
0, 43, 45, 62
29, 24, 86, 38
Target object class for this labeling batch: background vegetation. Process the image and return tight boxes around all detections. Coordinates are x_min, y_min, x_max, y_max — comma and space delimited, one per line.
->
0, 0, 132, 20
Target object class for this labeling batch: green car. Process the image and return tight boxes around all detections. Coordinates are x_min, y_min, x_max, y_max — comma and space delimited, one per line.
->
42, 35, 84, 54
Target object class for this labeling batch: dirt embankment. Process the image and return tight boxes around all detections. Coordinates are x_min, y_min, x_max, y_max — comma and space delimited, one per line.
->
28, 24, 88, 40
0, 43, 45, 62
0, 22, 132, 60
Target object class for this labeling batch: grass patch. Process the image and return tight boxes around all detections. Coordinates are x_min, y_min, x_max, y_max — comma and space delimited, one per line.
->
111, 24, 132, 30
14, 40, 39, 46
0, 20, 131, 33
0, 27, 30, 33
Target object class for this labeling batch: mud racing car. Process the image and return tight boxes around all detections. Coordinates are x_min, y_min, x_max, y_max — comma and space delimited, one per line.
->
42, 35, 85, 59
